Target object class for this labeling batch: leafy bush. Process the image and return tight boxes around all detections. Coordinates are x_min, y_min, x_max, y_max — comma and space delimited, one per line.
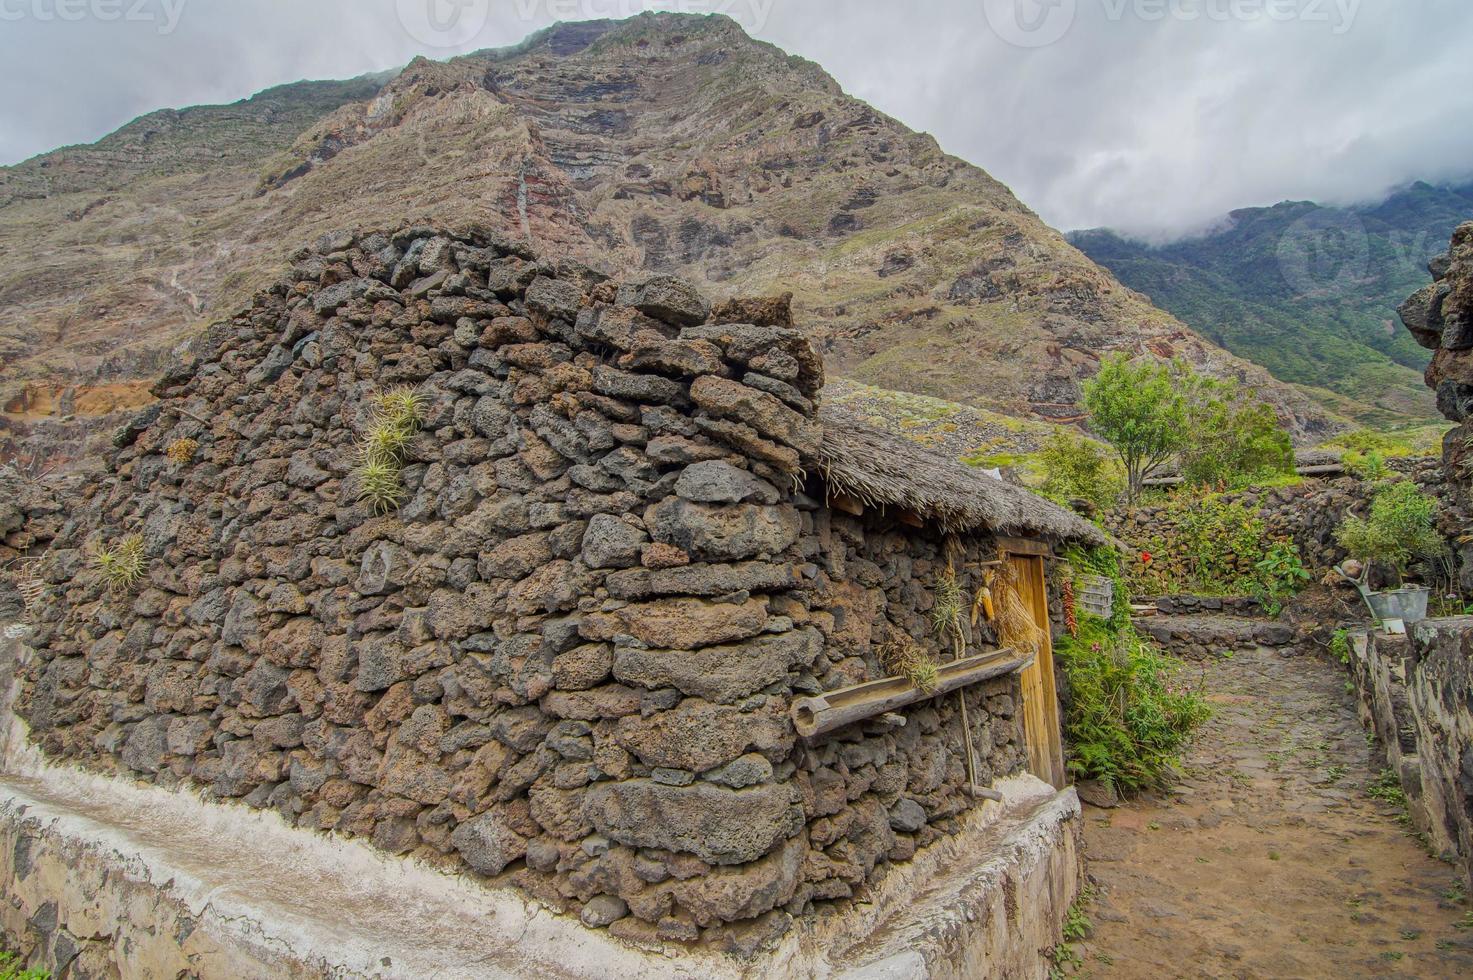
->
1336, 480, 1441, 585
1253, 539, 1311, 614
0, 950, 49, 980
1345, 450, 1389, 481
1038, 430, 1123, 510
1055, 616, 1211, 793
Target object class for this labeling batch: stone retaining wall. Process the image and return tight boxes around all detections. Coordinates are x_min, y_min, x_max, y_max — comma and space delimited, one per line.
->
1347, 620, 1473, 891
12, 227, 1040, 949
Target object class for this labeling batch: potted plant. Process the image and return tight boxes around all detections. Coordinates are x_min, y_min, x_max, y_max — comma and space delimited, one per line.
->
1335, 480, 1441, 627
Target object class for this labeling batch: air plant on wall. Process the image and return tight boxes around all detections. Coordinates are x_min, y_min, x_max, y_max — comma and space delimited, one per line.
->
354, 386, 423, 514
92, 535, 147, 593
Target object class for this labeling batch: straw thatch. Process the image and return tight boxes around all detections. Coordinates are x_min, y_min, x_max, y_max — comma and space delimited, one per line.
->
814, 407, 1108, 545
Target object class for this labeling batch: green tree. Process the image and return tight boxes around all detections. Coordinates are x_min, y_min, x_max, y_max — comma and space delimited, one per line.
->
1178, 374, 1295, 489
1039, 430, 1123, 511
1082, 355, 1187, 504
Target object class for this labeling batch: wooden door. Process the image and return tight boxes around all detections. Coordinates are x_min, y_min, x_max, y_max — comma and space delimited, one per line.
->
1008, 551, 1067, 789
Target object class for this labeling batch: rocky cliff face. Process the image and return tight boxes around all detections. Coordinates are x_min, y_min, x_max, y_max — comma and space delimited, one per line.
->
0, 13, 1335, 467
1402, 221, 1473, 471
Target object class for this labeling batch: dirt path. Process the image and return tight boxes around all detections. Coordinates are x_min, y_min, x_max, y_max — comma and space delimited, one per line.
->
1078, 644, 1473, 979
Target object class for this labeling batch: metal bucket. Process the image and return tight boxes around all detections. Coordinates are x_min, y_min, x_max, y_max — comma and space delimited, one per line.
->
1365, 587, 1430, 626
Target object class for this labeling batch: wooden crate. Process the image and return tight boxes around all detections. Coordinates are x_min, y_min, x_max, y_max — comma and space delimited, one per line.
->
1079, 574, 1114, 619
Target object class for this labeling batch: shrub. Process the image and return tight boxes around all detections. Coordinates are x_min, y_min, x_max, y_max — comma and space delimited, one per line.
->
1038, 430, 1123, 510
1252, 539, 1311, 614
1178, 375, 1294, 490
92, 535, 146, 593
1336, 480, 1441, 585
1055, 616, 1210, 793
1345, 450, 1389, 481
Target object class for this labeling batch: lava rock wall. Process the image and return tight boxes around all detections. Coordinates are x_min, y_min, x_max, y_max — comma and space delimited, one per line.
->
15, 227, 1027, 949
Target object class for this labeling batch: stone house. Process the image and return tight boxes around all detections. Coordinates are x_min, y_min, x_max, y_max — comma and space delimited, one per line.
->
6, 225, 1103, 963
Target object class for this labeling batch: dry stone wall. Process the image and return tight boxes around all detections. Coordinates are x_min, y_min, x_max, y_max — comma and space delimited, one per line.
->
16, 226, 1028, 950
1107, 458, 1467, 589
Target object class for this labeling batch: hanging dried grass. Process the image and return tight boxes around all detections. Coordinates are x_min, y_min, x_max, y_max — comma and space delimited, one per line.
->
992, 560, 1044, 655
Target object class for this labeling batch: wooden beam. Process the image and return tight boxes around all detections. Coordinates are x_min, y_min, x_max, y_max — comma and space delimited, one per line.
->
996, 535, 1051, 558
790, 648, 1033, 738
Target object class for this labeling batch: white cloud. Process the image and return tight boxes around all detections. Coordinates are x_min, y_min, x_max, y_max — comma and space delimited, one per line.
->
1, 0, 1469, 239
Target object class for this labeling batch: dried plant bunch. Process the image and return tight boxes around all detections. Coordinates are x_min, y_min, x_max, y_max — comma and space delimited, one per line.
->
3, 558, 47, 617
992, 560, 1044, 655
880, 634, 942, 694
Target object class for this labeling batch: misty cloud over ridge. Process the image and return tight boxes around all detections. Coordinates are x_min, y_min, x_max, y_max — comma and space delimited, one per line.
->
2, 0, 1470, 240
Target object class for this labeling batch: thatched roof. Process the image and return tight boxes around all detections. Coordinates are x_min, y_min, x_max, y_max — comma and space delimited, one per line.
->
814, 407, 1108, 546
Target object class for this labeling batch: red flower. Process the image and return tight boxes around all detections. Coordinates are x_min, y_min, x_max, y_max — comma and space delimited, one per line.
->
1140, 551, 1153, 565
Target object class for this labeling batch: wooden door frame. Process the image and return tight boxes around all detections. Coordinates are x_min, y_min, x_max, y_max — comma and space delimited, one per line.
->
1002, 540, 1067, 789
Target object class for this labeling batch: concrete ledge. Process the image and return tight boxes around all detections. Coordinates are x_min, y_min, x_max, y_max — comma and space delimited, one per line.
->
1, 628, 1081, 978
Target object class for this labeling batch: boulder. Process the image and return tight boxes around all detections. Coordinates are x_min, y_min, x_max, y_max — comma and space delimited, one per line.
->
585, 779, 803, 865
644, 497, 800, 562
689, 376, 822, 456
450, 812, 528, 876
581, 514, 648, 570
616, 275, 711, 327
675, 461, 779, 505
580, 596, 768, 650
614, 699, 792, 772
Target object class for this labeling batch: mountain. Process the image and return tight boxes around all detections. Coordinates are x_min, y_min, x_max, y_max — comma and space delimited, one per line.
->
1071, 182, 1473, 429
0, 13, 1339, 467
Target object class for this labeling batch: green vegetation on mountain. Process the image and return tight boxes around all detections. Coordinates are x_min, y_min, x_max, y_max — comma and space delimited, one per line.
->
1071, 182, 1473, 428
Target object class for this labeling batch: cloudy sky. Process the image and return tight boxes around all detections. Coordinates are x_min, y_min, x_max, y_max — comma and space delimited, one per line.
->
2, 0, 1471, 239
